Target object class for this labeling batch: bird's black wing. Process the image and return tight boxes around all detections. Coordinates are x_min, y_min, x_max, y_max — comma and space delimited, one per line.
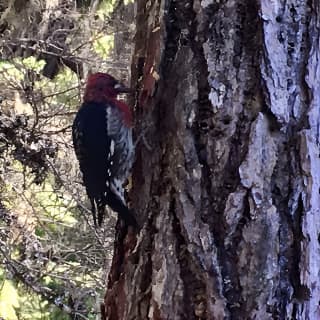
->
72, 102, 136, 228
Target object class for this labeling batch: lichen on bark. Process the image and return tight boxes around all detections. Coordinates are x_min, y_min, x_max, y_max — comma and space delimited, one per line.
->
103, 0, 320, 319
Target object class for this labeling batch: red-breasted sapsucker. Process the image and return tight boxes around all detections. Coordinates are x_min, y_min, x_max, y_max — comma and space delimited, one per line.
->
72, 73, 136, 227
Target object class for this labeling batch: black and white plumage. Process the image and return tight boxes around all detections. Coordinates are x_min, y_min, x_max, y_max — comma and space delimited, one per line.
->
72, 73, 136, 227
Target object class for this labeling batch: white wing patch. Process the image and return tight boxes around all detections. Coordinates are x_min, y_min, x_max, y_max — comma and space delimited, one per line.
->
106, 106, 111, 132
104, 103, 134, 206
110, 179, 125, 203
110, 140, 115, 155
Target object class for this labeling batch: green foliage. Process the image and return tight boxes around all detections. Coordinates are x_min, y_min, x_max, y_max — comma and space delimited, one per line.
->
32, 179, 77, 227
96, 0, 117, 19
0, 276, 19, 320
0, 0, 133, 318
0, 81, 103, 319
93, 34, 114, 60
40, 68, 79, 108
0, 57, 45, 80
48, 309, 70, 320
95, 0, 133, 21
0, 269, 50, 320
16, 293, 50, 320
20, 57, 46, 72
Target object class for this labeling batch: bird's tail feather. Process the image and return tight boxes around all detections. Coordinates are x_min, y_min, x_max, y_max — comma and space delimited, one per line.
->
105, 190, 138, 228
89, 197, 98, 227
97, 199, 105, 226
90, 192, 137, 228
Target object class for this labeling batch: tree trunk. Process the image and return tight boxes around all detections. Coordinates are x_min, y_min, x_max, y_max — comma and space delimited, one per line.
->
103, 0, 320, 319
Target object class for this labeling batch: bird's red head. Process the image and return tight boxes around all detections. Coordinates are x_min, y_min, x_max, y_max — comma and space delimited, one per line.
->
83, 73, 133, 126
83, 73, 131, 103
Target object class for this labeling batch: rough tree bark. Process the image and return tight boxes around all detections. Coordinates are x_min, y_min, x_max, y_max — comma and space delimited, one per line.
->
103, 0, 320, 319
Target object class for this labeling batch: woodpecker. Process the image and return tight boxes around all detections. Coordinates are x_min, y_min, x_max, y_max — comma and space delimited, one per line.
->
72, 73, 137, 228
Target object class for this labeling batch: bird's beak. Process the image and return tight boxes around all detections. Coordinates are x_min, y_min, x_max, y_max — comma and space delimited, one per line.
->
114, 82, 132, 93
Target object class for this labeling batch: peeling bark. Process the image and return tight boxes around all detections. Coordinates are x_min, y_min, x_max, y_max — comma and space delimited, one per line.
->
103, 0, 320, 319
